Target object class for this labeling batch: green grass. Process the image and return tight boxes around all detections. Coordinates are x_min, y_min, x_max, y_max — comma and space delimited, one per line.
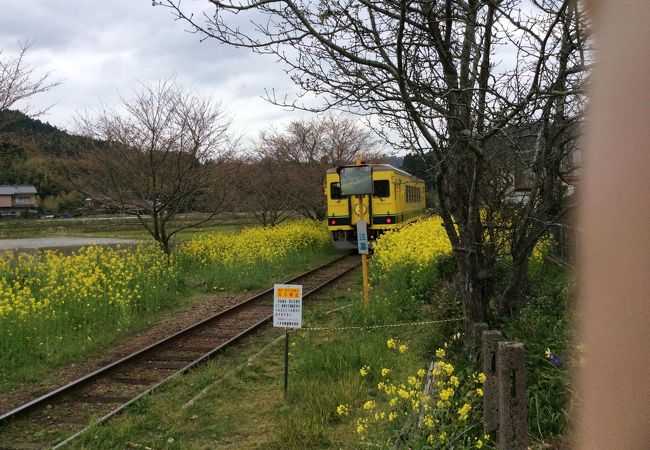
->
63, 273, 448, 450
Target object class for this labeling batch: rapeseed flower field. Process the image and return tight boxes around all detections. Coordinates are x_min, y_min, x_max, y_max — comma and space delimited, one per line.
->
371, 217, 452, 304
175, 220, 330, 288
0, 244, 176, 379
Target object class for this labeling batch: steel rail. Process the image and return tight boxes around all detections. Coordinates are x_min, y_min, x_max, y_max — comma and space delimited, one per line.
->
0, 251, 357, 432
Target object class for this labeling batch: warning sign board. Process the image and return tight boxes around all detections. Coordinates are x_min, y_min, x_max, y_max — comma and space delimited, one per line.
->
273, 284, 303, 329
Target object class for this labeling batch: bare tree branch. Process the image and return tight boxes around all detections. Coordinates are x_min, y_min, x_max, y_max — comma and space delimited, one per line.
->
0, 41, 62, 116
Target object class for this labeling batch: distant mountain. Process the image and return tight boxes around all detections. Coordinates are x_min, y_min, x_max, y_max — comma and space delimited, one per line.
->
384, 155, 404, 168
0, 109, 91, 207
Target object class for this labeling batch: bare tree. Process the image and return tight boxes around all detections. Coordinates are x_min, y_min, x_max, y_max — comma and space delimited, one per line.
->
0, 41, 62, 115
239, 155, 296, 226
256, 114, 382, 220
157, 0, 590, 324
72, 80, 238, 254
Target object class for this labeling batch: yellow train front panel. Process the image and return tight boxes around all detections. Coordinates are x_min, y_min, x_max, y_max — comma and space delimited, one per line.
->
325, 164, 425, 249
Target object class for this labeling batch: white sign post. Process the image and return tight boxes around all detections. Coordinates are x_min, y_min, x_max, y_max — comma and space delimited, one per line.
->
273, 284, 303, 329
273, 283, 302, 397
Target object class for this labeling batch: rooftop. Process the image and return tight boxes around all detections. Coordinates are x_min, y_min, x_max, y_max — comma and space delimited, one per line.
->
0, 185, 38, 195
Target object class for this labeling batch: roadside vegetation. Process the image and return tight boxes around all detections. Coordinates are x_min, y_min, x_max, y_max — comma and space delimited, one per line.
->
0, 220, 334, 391
62, 217, 572, 449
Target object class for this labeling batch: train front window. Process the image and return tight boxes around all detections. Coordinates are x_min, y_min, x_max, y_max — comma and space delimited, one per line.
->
330, 182, 342, 199
373, 180, 390, 198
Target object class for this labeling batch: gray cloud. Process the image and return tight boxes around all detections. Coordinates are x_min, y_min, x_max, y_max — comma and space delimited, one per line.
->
0, 0, 304, 141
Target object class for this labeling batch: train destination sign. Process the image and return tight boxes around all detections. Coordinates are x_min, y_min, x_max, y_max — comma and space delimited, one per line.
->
273, 284, 303, 329
356, 219, 369, 254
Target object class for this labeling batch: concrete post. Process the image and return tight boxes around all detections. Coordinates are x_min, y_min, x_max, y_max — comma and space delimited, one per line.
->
482, 330, 502, 436
497, 341, 528, 450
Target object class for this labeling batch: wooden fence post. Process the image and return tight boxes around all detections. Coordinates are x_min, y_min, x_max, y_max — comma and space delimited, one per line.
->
482, 330, 502, 436
497, 341, 527, 450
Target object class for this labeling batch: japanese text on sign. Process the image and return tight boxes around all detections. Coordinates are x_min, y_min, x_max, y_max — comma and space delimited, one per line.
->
273, 284, 303, 329
357, 220, 369, 254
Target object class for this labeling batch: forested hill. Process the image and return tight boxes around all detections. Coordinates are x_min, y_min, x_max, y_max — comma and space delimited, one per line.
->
0, 109, 91, 208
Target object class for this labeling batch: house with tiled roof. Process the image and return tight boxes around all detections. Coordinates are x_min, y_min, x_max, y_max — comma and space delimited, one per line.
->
0, 185, 38, 218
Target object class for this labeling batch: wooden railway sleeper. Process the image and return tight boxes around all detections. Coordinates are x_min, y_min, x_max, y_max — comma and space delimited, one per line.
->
110, 376, 157, 386
145, 354, 197, 362
77, 395, 132, 404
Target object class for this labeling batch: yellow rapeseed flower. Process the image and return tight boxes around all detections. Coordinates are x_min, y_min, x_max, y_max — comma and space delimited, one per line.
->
439, 387, 454, 401
363, 400, 376, 411
336, 404, 350, 416
458, 403, 472, 421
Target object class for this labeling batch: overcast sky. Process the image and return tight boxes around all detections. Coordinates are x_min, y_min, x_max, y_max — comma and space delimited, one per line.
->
0, 0, 311, 143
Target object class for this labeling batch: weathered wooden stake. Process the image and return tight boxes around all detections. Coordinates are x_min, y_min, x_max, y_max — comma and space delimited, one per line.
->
482, 330, 502, 436
497, 341, 527, 450
470, 322, 488, 363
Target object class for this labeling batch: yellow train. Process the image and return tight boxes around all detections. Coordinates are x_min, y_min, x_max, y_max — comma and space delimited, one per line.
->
325, 163, 426, 249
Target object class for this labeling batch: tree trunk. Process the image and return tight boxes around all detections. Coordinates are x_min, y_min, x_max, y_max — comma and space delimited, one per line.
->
159, 236, 171, 256
500, 235, 539, 317
500, 258, 529, 317
456, 245, 493, 337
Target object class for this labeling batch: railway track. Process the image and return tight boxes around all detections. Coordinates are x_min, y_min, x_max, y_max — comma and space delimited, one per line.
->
0, 252, 359, 449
